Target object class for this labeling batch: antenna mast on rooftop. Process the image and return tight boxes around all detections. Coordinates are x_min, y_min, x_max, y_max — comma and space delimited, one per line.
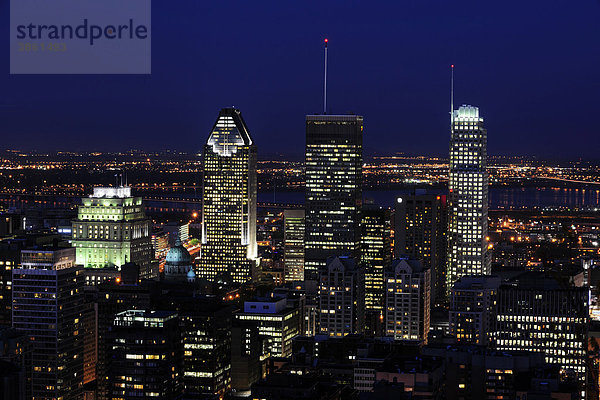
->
323, 38, 328, 114
450, 64, 455, 125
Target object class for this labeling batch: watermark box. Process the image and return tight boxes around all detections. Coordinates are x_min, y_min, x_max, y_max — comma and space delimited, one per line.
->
10, 0, 151, 74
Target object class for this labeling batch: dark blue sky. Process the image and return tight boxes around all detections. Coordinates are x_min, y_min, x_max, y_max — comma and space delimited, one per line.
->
1, 0, 599, 158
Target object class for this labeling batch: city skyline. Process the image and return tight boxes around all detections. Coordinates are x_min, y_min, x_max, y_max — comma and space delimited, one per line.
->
1, 2, 599, 399
0, 1, 598, 158
2, 99, 599, 398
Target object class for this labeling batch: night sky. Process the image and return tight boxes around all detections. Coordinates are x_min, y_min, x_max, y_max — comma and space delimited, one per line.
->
0, 0, 599, 158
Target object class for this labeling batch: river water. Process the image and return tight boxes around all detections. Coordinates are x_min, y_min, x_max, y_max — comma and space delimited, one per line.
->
259, 186, 600, 210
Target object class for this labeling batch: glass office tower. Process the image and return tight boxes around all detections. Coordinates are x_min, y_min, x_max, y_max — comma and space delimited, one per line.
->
199, 108, 258, 284
446, 105, 490, 294
304, 114, 363, 280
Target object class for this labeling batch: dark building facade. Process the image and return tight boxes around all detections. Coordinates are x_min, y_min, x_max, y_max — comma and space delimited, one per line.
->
395, 193, 447, 304
154, 285, 238, 399
0, 239, 26, 326
423, 345, 579, 400
107, 310, 182, 400
0, 326, 31, 400
12, 247, 84, 400
175, 299, 233, 398
231, 322, 261, 393
449, 275, 500, 346
318, 256, 365, 337
96, 274, 158, 400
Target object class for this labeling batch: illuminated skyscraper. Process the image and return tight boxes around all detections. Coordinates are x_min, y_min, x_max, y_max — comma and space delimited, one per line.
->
199, 108, 258, 284
361, 206, 392, 312
305, 115, 363, 280
283, 209, 305, 282
72, 186, 154, 281
447, 105, 490, 294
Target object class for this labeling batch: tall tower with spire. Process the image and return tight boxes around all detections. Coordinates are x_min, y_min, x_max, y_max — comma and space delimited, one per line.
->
304, 39, 364, 281
198, 108, 258, 284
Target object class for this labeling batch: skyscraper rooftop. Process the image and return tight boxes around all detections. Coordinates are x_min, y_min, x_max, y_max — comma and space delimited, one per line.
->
453, 105, 481, 120
91, 186, 132, 199
207, 107, 253, 156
